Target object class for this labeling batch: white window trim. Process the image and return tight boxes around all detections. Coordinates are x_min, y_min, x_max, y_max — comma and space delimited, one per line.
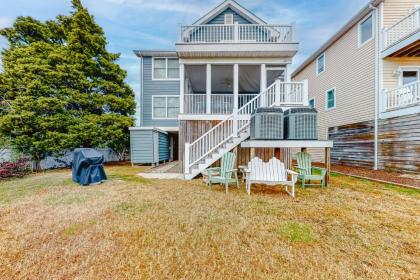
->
152, 95, 180, 120
325, 87, 336, 111
316, 53, 326, 76
398, 66, 420, 87
152, 57, 180, 81
358, 13, 374, 48
309, 98, 316, 108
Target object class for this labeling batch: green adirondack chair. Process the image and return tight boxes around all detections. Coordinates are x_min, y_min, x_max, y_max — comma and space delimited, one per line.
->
295, 152, 326, 188
206, 152, 239, 193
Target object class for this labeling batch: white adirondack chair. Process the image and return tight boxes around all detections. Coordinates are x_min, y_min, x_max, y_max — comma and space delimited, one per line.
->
244, 157, 298, 197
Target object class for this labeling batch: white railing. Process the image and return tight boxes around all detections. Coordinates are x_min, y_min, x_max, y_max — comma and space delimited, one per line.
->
184, 94, 259, 114
184, 80, 308, 173
179, 23, 293, 44
384, 80, 420, 111
383, 7, 420, 50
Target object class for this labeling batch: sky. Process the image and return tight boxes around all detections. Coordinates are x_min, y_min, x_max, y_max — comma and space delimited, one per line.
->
0, 0, 370, 111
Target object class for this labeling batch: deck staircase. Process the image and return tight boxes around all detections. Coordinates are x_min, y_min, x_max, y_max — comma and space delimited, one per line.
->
184, 80, 308, 180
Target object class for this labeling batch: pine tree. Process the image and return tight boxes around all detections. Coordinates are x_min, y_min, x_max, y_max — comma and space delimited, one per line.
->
0, 0, 135, 170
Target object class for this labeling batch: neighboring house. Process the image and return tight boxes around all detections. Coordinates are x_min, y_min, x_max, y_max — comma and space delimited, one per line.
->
292, 0, 420, 173
131, 0, 308, 178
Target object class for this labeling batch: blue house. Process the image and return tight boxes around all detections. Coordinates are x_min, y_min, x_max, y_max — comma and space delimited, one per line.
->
131, 0, 308, 178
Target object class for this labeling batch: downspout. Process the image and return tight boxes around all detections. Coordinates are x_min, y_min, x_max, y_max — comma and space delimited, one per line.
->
370, 2, 380, 170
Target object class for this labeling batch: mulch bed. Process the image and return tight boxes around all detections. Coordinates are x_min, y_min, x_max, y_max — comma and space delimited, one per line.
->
331, 165, 420, 188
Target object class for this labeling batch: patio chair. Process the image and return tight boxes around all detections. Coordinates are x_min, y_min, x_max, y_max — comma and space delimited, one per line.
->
295, 152, 326, 188
205, 152, 239, 193
245, 157, 298, 197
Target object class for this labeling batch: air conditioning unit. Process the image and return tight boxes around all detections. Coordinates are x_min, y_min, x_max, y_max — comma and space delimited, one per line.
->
250, 107, 284, 140
284, 108, 318, 140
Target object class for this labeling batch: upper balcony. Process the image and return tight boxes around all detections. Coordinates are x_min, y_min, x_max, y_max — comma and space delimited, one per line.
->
382, 7, 420, 57
176, 23, 299, 58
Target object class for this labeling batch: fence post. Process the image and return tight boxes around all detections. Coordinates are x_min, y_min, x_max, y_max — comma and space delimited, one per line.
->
303, 79, 309, 106
184, 143, 190, 174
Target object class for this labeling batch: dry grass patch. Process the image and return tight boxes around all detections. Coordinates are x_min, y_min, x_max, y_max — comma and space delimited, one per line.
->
0, 164, 419, 279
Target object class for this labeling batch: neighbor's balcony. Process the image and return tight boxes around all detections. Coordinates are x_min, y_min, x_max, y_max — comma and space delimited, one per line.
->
176, 23, 298, 58
383, 80, 420, 111
383, 7, 419, 56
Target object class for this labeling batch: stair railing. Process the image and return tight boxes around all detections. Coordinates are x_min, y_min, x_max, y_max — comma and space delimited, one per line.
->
184, 80, 308, 174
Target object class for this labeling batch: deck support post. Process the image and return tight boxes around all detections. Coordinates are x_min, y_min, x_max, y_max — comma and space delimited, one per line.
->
180, 63, 185, 114
184, 143, 190, 174
206, 64, 211, 114
324, 147, 331, 187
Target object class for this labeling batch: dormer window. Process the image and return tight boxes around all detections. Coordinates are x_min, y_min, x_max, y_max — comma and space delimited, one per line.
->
224, 13, 234, 25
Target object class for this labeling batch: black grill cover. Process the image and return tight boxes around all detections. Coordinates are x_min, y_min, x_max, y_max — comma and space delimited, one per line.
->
72, 148, 107, 186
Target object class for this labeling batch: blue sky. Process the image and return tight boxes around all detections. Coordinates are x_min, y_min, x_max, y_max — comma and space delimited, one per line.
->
0, 0, 370, 105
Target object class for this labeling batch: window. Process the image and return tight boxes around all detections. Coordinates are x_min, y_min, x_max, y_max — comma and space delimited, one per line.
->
309, 98, 315, 108
224, 13, 234, 25
325, 88, 336, 110
400, 69, 419, 85
359, 14, 373, 47
316, 53, 325, 75
153, 58, 179, 80
153, 96, 180, 119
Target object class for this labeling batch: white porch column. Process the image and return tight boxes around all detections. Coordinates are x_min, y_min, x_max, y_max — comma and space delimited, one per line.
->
260, 64, 267, 106
233, 63, 239, 137
286, 63, 292, 82
206, 64, 212, 114
179, 63, 185, 114
233, 64, 239, 110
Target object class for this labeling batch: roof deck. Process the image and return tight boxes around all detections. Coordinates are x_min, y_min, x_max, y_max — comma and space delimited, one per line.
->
176, 23, 298, 58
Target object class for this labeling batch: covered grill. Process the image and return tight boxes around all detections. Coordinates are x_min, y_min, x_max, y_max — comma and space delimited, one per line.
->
284, 107, 318, 140
250, 107, 284, 140
72, 148, 107, 186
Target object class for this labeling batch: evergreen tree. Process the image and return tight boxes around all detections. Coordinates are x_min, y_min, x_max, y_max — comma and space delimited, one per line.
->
0, 0, 135, 170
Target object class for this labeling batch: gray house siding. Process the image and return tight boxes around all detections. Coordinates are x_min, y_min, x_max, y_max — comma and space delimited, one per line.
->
130, 129, 154, 164
130, 129, 169, 164
158, 133, 169, 162
207, 7, 253, 24
141, 56, 180, 128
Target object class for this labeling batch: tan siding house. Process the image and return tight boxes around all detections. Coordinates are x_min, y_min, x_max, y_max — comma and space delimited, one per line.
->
292, 0, 420, 172
294, 22, 376, 140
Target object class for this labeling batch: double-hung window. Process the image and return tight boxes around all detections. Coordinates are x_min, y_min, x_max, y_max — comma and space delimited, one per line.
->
153, 58, 179, 80
358, 14, 374, 47
325, 88, 336, 110
316, 53, 325, 75
153, 96, 180, 119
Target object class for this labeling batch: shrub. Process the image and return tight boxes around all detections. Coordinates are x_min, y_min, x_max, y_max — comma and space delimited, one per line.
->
0, 158, 31, 179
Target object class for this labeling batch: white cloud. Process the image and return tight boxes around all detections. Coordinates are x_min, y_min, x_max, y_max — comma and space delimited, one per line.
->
0, 17, 13, 28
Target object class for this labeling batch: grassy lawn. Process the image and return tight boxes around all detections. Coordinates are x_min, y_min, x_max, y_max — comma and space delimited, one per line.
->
0, 164, 419, 279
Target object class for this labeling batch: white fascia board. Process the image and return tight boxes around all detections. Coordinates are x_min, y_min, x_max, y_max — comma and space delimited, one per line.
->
241, 140, 334, 148
179, 57, 293, 65
192, 0, 267, 26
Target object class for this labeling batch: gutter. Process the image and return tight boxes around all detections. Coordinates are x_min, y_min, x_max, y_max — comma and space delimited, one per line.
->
292, 0, 384, 78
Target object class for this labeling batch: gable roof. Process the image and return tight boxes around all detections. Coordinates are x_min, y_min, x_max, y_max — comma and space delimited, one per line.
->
292, 0, 383, 77
192, 0, 267, 25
